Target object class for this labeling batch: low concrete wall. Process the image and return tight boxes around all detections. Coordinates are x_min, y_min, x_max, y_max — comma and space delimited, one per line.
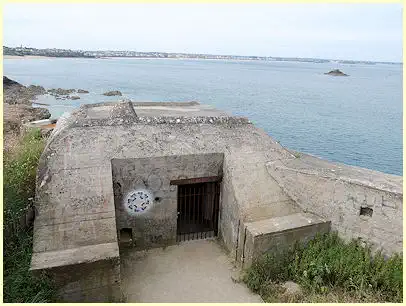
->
267, 153, 403, 256
242, 213, 330, 269
43, 258, 121, 302
31, 243, 121, 302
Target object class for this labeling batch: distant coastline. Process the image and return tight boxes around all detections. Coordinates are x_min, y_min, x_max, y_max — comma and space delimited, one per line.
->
4, 55, 293, 63
4, 55, 55, 59
3, 46, 402, 65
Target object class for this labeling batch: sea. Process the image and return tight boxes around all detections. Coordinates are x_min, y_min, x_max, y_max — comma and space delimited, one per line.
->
3, 57, 403, 176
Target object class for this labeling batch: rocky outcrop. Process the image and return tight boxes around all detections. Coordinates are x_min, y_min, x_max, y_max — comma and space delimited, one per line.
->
324, 69, 348, 76
103, 90, 122, 96
3, 76, 23, 88
48, 88, 90, 100
3, 76, 51, 151
3, 104, 51, 133
3, 76, 46, 105
48, 88, 76, 96
27, 85, 46, 95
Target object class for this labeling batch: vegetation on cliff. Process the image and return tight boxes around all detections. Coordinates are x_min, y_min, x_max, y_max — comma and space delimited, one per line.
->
3, 129, 57, 302
244, 232, 402, 303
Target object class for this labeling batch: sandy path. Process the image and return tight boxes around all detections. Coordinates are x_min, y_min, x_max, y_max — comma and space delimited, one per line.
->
120, 239, 263, 303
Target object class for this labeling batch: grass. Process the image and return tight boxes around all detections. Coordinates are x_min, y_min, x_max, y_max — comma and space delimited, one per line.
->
243, 232, 403, 303
292, 151, 302, 158
3, 128, 58, 302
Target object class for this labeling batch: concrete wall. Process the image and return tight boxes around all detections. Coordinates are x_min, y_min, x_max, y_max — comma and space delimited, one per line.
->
218, 152, 241, 256
267, 154, 403, 256
31, 242, 121, 302
242, 214, 330, 269
41, 257, 121, 302
111, 153, 224, 249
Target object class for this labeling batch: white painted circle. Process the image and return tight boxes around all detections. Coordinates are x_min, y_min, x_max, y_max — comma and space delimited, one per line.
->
124, 189, 154, 214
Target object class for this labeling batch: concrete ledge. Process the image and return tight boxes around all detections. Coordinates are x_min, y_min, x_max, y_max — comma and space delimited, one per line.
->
242, 213, 331, 268
31, 242, 119, 270
81, 101, 201, 108
267, 153, 402, 195
245, 212, 329, 236
133, 101, 200, 107
32, 247, 121, 302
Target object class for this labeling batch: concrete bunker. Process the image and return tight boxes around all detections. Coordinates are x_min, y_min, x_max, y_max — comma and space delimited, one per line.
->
31, 101, 402, 302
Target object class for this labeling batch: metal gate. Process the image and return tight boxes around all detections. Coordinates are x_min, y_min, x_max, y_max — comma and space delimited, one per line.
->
175, 178, 220, 242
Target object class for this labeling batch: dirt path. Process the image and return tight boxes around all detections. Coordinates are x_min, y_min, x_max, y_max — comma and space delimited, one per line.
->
120, 239, 263, 303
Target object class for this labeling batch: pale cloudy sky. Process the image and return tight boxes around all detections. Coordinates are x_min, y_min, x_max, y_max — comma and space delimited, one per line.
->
3, 3, 403, 62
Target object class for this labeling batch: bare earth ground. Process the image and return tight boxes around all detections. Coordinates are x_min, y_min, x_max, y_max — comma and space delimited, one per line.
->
120, 239, 263, 303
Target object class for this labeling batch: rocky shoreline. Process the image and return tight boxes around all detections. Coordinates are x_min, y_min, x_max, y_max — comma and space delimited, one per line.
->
3, 76, 126, 151
3, 77, 52, 151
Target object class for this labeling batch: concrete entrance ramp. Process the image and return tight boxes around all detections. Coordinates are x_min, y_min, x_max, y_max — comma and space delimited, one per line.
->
120, 239, 263, 303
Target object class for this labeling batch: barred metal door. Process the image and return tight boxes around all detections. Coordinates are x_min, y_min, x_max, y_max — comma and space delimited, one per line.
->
176, 179, 220, 242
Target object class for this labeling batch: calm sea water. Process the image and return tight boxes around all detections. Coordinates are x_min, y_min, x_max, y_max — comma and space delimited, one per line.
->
4, 58, 402, 175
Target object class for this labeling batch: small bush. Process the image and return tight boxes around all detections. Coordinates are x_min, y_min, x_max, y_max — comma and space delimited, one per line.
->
244, 232, 403, 303
3, 128, 57, 302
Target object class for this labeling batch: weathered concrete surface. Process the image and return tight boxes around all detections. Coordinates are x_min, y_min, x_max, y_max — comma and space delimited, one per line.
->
120, 239, 263, 302
31, 243, 121, 302
112, 153, 224, 249
267, 153, 403, 255
32, 101, 402, 301
33, 101, 298, 301
242, 213, 330, 268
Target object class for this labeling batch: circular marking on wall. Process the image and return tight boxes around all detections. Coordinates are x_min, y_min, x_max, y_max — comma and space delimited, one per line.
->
124, 189, 154, 215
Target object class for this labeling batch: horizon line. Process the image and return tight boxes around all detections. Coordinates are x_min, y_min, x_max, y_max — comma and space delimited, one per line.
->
3, 45, 402, 64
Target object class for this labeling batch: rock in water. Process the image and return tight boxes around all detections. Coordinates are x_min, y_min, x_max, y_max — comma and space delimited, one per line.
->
324, 69, 348, 76
48, 88, 76, 95
103, 90, 122, 96
77, 89, 89, 93
70, 95, 81, 100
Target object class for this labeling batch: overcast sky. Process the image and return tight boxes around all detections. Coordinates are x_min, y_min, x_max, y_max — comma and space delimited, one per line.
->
3, 3, 403, 62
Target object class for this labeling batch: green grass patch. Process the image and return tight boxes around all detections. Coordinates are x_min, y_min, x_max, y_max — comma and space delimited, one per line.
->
292, 152, 302, 158
244, 232, 403, 303
3, 128, 57, 302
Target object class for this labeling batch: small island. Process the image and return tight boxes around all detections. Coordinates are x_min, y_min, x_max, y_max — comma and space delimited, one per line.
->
324, 69, 349, 76
103, 90, 122, 96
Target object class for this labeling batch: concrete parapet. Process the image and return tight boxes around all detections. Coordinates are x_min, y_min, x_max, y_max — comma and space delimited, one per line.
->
31, 243, 121, 302
266, 153, 403, 255
240, 213, 330, 269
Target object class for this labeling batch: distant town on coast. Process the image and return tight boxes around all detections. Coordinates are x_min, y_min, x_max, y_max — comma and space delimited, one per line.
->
3, 45, 402, 65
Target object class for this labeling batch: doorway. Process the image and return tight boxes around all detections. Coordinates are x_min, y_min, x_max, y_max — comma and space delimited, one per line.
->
175, 178, 220, 242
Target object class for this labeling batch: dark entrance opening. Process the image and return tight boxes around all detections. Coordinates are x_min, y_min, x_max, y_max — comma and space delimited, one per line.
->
173, 177, 221, 242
